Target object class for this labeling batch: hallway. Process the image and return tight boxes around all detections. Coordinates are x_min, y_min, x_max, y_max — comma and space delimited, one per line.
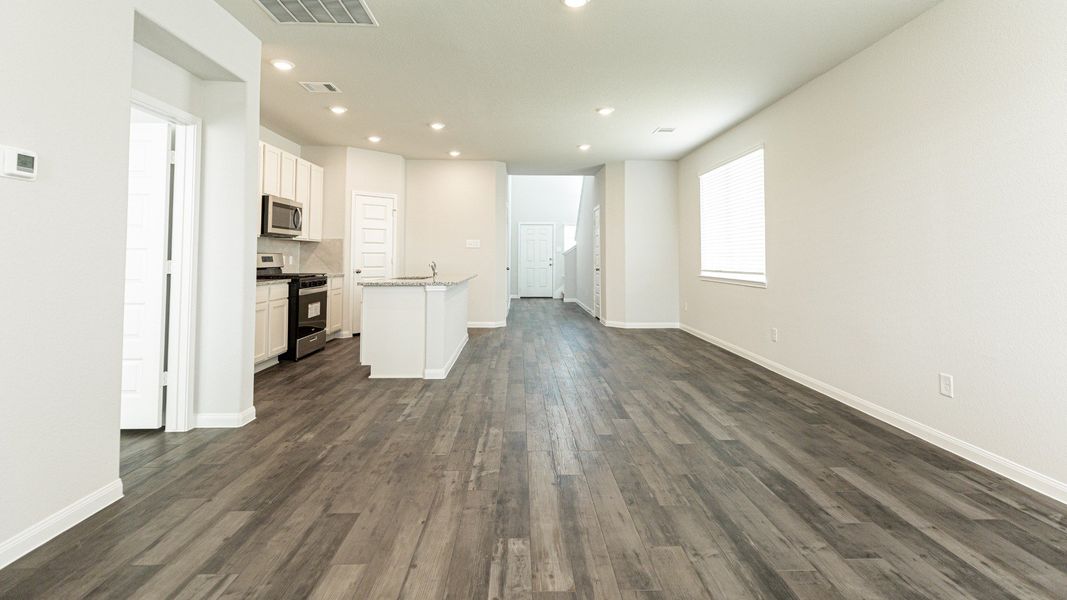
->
2, 299, 1065, 598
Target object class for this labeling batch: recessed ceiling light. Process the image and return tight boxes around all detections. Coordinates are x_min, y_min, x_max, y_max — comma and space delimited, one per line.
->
270, 59, 295, 71
368, 135, 382, 143
578, 144, 591, 152
330, 106, 348, 115
430, 122, 446, 131
596, 107, 615, 116
449, 150, 461, 157
563, 0, 590, 7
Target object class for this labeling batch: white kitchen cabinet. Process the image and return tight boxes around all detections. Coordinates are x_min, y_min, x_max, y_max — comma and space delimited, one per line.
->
259, 141, 325, 240
255, 283, 290, 367
309, 164, 324, 242
294, 159, 311, 240
280, 152, 297, 200
262, 143, 282, 198
258, 142, 266, 196
254, 297, 269, 363
327, 275, 344, 334
268, 298, 288, 356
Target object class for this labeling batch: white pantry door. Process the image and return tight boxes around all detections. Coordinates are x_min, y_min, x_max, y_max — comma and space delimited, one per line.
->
518, 223, 554, 298
122, 112, 170, 429
351, 193, 396, 334
593, 206, 601, 319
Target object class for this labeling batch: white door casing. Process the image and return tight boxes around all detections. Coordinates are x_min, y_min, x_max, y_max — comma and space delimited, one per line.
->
518, 223, 554, 298
351, 193, 397, 335
121, 112, 170, 429
593, 205, 601, 319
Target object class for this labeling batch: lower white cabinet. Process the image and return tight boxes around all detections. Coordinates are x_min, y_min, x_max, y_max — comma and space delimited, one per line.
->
255, 283, 289, 366
327, 275, 344, 334
254, 300, 269, 363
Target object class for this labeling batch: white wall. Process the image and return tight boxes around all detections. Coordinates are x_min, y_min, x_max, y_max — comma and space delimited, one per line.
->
132, 44, 204, 116
0, 0, 260, 567
677, 0, 1067, 499
509, 176, 583, 298
602, 162, 626, 324
574, 175, 598, 313
623, 161, 679, 326
406, 161, 509, 326
302, 146, 406, 334
260, 126, 302, 157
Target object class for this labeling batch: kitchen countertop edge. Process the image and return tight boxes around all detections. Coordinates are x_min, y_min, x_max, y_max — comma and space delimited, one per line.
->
362, 274, 478, 287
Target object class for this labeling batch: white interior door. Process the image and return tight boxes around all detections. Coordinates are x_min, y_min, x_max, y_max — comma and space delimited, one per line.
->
351, 193, 396, 334
518, 223, 554, 298
122, 110, 170, 429
593, 206, 601, 319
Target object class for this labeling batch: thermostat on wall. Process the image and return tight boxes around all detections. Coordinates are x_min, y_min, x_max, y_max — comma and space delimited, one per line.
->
1, 146, 37, 181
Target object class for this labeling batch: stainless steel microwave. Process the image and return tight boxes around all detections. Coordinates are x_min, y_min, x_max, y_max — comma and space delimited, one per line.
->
261, 195, 303, 237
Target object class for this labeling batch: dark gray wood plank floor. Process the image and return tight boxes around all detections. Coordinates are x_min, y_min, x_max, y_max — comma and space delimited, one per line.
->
3, 299, 1065, 599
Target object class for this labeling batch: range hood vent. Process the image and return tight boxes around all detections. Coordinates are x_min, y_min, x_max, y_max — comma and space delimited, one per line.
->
299, 81, 343, 93
255, 0, 378, 26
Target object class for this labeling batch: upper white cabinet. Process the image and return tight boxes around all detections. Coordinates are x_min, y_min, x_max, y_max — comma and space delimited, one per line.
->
309, 164, 324, 242
262, 143, 282, 197
295, 159, 311, 241
280, 152, 297, 200
258, 142, 325, 242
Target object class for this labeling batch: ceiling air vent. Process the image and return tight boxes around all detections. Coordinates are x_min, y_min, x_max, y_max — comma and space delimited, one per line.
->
653, 127, 677, 134
299, 81, 343, 93
255, 0, 378, 26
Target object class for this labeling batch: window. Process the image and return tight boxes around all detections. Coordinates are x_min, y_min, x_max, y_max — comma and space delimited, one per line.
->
563, 224, 577, 251
698, 147, 766, 286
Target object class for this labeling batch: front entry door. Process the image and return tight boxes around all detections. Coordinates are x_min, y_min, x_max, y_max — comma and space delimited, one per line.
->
518, 223, 554, 298
351, 193, 396, 334
121, 110, 170, 429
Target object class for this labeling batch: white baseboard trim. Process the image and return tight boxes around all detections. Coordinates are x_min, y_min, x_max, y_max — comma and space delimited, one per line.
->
604, 320, 680, 329
253, 358, 279, 373
468, 321, 506, 328
195, 406, 257, 429
0, 478, 124, 569
678, 323, 1067, 505
425, 334, 469, 379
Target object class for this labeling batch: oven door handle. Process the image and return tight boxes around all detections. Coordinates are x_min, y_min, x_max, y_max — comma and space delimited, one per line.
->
298, 286, 327, 296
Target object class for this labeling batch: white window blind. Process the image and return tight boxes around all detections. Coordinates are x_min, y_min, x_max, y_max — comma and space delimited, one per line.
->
698, 147, 766, 285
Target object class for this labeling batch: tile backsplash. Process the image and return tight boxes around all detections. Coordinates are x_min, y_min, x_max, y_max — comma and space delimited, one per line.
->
301, 239, 343, 274
255, 237, 344, 275
256, 237, 301, 272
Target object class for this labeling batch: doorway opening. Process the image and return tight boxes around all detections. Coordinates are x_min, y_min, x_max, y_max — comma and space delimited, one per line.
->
121, 97, 200, 432
508, 176, 583, 301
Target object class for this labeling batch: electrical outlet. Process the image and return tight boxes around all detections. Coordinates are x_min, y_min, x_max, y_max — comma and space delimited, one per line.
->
939, 373, 954, 398
684, 301, 688, 312
770, 327, 779, 343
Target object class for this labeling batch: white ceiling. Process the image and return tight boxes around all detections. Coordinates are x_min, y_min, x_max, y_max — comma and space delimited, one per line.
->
215, 0, 939, 174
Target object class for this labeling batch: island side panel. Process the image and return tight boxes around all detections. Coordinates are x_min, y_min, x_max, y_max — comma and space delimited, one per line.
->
424, 282, 471, 379
361, 285, 427, 378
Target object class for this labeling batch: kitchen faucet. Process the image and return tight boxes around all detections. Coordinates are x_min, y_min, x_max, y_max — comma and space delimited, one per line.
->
429, 261, 438, 280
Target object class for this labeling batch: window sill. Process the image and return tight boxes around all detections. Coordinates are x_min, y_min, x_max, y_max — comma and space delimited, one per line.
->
698, 275, 767, 289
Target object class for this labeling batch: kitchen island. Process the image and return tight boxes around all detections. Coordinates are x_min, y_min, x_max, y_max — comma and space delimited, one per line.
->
359, 274, 476, 378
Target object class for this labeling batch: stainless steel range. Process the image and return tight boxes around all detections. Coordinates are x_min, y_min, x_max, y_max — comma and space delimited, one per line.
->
256, 253, 329, 360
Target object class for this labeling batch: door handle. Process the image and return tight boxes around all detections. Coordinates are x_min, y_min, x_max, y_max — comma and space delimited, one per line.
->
355, 269, 362, 274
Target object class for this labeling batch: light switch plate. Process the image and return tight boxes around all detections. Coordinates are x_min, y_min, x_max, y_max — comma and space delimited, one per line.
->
466, 239, 481, 248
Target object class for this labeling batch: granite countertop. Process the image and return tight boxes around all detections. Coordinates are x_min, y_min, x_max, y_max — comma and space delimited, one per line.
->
361, 274, 477, 287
